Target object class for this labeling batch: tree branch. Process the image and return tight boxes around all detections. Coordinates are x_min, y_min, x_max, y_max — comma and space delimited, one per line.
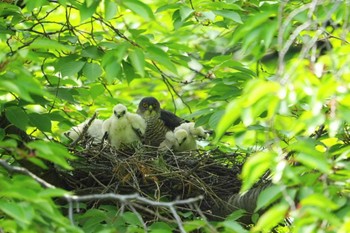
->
0, 158, 204, 232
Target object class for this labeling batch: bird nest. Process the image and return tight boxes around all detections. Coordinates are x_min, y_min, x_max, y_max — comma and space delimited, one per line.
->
60, 135, 245, 219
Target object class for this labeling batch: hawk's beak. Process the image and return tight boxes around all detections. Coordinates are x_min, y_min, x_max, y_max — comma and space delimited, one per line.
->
148, 105, 153, 112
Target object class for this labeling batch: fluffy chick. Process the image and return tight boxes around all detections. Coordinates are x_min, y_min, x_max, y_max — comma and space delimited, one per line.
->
175, 122, 207, 140
159, 125, 202, 152
65, 118, 104, 143
103, 104, 146, 149
173, 129, 195, 151
172, 122, 207, 151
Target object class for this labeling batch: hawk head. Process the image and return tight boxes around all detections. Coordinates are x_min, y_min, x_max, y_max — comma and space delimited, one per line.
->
113, 104, 127, 119
137, 97, 161, 118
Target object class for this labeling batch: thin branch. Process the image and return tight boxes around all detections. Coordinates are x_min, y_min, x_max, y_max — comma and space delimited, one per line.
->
152, 61, 192, 114
69, 112, 98, 147
0, 159, 55, 188
0, 158, 204, 231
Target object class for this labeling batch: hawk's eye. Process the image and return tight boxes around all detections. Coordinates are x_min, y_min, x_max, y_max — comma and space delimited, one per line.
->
121, 110, 126, 115
114, 110, 117, 114
143, 103, 148, 108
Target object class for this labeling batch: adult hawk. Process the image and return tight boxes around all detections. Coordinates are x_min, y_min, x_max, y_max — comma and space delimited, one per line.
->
136, 97, 184, 147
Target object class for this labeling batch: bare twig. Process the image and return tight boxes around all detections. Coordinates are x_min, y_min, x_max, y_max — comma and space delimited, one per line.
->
0, 159, 55, 188
69, 112, 98, 147
0, 158, 204, 232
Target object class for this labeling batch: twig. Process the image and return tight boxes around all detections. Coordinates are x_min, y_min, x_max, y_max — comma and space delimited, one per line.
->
0, 158, 204, 231
0, 159, 55, 188
69, 112, 98, 147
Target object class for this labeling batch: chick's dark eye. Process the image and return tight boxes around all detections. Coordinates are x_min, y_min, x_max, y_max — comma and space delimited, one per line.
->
122, 110, 126, 115
114, 110, 117, 114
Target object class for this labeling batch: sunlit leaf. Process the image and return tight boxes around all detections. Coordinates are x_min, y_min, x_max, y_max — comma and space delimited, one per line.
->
214, 99, 241, 142
30, 38, 74, 52
5, 106, 29, 131
0, 201, 34, 227
149, 222, 174, 232
55, 57, 86, 77
253, 203, 289, 232
301, 193, 339, 210
104, 0, 118, 20
241, 151, 275, 192
147, 46, 177, 74
129, 48, 145, 77
28, 113, 52, 132
104, 62, 122, 83
122, 0, 155, 21
83, 63, 103, 82
256, 185, 282, 211
122, 61, 136, 83
213, 10, 242, 24
221, 220, 248, 233
27, 141, 75, 170
80, 0, 99, 22
179, 5, 194, 21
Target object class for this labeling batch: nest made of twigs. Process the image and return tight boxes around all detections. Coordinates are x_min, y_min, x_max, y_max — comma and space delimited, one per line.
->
60, 135, 245, 218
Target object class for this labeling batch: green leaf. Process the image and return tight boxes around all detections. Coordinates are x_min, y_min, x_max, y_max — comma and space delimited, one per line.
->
55, 57, 86, 77
179, 5, 194, 21
104, 0, 118, 20
81, 46, 104, 59
122, 0, 155, 21
90, 84, 105, 98
0, 201, 34, 227
253, 203, 289, 232
129, 48, 145, 77
25, 0, 49, 12
208, 110, 225, 129
241, 152, 275, 192
5, 106, 29, 131
256, 185, 282, 211
149, 222, 174, 232
214, 99, 241, 142
30, 38, 74, 52
221, 220, 248, 233
156, 3, 180, 13
104, 62, 122, 83
27, 141, 75, 170
83, 63, 103, 82
122, 61, 136, 83
0, 80, 33, 102
28, 113, 52, 132
301, 193, 339, 210
80, 0, 99, 22
291, 139, 331, 173
147, 46, 177, 74
38, 188, 70, 198
122, 212, 142, 226
213, 10, 242, 24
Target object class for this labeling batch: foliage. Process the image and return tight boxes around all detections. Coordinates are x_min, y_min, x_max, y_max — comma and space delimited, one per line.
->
0, 0, 350, 232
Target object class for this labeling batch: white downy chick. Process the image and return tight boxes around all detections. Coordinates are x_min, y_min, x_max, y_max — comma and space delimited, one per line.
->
173, 122, 208, 151
173, 128, 195, 151
158, 130, 177, 152
103, 104, 146, 149
65, 118, 104, 143
175, 122, 207, 139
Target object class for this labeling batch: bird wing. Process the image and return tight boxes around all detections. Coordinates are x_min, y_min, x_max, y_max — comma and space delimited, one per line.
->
160, 109, 186, 130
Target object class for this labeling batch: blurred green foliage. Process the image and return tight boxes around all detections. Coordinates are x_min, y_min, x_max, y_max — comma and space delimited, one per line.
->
0, 0, 349, 232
